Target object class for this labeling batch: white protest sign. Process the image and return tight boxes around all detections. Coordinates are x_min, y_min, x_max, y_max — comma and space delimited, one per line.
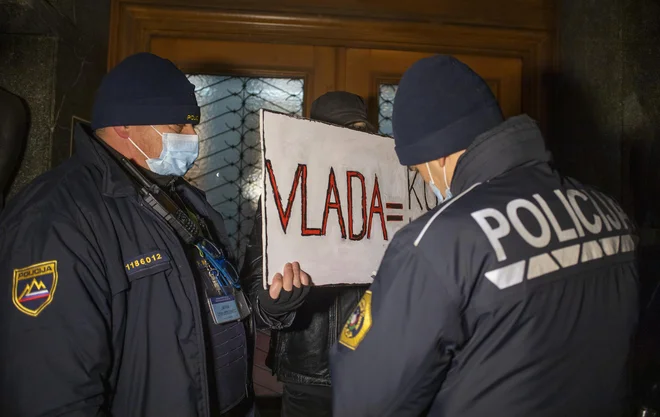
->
260, 110, 436, 288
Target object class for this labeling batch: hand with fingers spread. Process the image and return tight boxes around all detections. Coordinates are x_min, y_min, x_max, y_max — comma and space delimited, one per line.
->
258, 262, 312, 317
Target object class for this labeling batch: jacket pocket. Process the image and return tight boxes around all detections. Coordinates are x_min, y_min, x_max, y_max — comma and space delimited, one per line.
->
211, 321, 248, 412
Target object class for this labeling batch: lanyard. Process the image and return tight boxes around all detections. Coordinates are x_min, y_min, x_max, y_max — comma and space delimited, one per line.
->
163, 183, 241, 294
196, 238, 252, 324
196, 238, 241, 293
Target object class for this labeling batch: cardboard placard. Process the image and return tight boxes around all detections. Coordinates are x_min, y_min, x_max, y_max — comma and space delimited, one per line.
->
260, 110, 436, 287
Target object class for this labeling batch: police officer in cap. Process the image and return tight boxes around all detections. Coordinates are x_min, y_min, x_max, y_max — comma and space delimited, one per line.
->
0, 53, 271, 416
331, 55, 639, 416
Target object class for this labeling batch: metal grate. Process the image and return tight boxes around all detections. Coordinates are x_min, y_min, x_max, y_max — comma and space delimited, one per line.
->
378, 84, 398, 137
186, 75, 304, 265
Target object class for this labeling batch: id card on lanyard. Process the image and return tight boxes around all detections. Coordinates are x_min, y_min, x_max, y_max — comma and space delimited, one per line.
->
196, 238, 251, 324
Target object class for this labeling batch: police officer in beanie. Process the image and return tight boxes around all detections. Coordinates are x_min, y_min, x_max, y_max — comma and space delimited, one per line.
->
0, 53, 272, 416
330, 55, 639, 417
241, 92, 374, 417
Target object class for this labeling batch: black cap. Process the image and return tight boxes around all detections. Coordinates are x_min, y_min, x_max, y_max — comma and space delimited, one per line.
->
91, 53, 200, 130
392, 55, 503, 166
310, 91, 370, 127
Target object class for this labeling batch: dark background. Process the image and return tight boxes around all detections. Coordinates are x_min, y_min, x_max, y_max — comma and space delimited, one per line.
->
2, 0, 660, 413
1, 0, 110, 197
3, 0, 660, 229
552, 0, 660, 237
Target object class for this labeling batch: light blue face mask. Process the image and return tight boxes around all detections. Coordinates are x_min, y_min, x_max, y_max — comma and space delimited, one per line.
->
129, 126, 199, 176
425, 162, 452, 203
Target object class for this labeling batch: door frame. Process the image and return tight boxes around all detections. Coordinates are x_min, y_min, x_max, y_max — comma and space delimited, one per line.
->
109, 2, 553, 128
343, 49, 524, 127
147, 38, 337, 116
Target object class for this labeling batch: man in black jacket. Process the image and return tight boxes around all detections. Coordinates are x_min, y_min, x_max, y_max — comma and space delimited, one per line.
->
241, 92, 374, 417
330, 55, 640, 416
0, 53, 261, 416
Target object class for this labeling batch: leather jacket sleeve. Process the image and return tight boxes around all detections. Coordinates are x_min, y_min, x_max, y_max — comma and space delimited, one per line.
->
240, 199, 296, 330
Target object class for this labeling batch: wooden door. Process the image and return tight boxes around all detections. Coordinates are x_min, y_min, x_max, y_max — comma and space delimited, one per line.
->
342, 49, 523, 133
108, 1, 553, 408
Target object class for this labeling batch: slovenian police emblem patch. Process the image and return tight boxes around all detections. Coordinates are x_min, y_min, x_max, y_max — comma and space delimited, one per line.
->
339, 290, 372, 350
12, 261, 58, 317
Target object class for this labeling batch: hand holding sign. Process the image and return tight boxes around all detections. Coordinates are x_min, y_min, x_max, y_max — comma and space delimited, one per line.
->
259, 262, 312, 316
270, 262, 311, 298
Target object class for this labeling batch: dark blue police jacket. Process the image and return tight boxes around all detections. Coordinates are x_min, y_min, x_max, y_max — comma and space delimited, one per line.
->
331, 115, 639, 417
0, 124, 252, 417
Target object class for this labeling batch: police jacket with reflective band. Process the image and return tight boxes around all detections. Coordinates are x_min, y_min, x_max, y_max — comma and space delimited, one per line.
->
330, 115, 640, 417
0, 124, 252, 417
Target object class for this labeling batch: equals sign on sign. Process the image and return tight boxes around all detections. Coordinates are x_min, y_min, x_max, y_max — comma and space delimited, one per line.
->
385, 203, 404, 222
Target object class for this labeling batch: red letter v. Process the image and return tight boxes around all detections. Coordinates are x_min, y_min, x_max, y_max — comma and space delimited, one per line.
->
265, 160, 303, 233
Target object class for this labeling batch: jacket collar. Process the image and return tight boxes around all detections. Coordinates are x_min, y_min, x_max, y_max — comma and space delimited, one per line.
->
73, 123, 138, 198
450, 114, 552, 195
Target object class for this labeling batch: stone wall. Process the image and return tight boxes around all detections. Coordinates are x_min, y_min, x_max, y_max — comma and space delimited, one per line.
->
555, 0, 660, 233
0, 0, 110, 199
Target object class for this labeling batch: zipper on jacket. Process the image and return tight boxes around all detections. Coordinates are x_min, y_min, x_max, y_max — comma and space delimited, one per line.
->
246, 313, 256, 398
137, 200, 211, 417
331, 291, 339, 346
176, 181, 252, 407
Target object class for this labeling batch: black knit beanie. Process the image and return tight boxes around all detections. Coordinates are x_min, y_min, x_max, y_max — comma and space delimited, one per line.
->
91, 53, 200, 130
392, 55, 503, 166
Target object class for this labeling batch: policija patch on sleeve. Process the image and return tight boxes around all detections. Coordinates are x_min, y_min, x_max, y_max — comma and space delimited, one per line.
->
339, 290, 372, 350
12, 261, 58, 317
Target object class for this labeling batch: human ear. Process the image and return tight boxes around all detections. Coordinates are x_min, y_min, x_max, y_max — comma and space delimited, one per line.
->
112, 126, 130, 139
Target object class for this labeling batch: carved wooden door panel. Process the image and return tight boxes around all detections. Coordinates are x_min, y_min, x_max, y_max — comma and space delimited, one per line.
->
343, 48, 523, 135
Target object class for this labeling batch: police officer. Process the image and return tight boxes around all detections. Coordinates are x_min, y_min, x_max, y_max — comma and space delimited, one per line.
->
330, 55, 640, 417
0, 53, 261, 416
242, 92, 374, 417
